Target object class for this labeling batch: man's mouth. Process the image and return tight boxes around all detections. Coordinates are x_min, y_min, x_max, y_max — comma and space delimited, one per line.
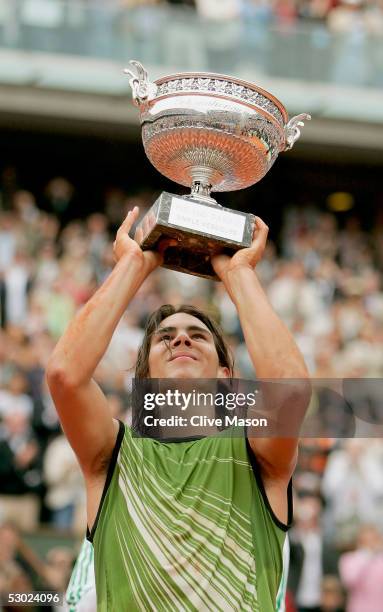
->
170, 354, 196, 361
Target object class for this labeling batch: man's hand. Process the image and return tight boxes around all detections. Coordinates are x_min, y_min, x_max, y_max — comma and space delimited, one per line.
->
113, 206, 175, 278
211, 216, 269, 284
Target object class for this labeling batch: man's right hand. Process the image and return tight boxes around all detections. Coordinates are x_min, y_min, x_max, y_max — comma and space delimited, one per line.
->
113, 206, 176, 278
113, 206, 160, 276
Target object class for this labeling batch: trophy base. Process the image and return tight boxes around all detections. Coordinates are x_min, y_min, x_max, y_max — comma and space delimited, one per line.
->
136, 192, 255, 281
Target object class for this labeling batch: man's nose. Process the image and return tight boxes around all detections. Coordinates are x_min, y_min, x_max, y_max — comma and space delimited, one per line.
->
171, 332, 191, 347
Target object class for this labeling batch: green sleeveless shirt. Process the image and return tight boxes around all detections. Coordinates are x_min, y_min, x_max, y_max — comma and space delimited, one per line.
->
88, 421, 292, 611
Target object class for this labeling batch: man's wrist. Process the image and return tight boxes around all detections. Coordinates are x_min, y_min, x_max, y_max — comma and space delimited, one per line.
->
115, 252, 147, 279
222, 265, 262, 301
110, 253, 150, 300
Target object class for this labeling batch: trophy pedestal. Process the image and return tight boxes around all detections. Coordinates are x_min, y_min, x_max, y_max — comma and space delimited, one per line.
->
136, 192, 255, 281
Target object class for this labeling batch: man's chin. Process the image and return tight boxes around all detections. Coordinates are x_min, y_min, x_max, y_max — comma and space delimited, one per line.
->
165, 364, 201, 379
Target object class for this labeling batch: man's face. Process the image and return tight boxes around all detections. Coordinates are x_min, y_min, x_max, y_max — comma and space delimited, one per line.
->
148, 312, 230, 379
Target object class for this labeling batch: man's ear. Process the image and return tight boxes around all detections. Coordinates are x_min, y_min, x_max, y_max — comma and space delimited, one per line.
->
217, 366, 231, 379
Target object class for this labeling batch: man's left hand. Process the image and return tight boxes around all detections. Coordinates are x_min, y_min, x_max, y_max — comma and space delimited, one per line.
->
211, 216, 269, 283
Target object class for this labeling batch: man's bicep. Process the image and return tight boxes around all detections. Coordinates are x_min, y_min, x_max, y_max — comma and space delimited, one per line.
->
247, 377, 310, 477
47, 376, 118, 475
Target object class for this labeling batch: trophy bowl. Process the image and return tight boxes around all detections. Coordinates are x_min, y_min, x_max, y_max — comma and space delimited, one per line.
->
124, 61, 310, 279
142, 74, 288, 193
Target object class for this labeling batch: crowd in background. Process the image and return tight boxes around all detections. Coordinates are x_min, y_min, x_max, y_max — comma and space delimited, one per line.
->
172, 0, 383, 30
9, 0, 383, 29
1, 0, 382, 88
63, 0, 383, 24
0, 167, 383, 611
86, 0, 383, 29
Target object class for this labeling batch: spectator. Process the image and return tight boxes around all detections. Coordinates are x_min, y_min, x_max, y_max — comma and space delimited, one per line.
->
44, 177, 75, 226
0, 211, 18, 272
86, 212, 109, 272
289, 493, 339, 612
273, 0, 299, 26
1, 249, 33, 327
42, 276, 76, 340
298, 0, 335, 21
43, 432, 85, 531
0, 521, 75, 608
320, 575, 345, 612
321, 440, 383, 546
0, 522, 35, 605
0, 166, 19, 211
12, 190, 41, 256
0, 409, 42, 531
339, 524, 383, 612
33, 241, 60, 291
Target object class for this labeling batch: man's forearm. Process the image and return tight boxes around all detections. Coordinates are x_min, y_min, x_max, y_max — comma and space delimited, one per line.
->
225, 266, 308, 379
47, 254, 147, 386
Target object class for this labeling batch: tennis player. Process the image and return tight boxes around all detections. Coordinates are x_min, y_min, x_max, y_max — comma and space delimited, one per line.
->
47, 206, 309, 611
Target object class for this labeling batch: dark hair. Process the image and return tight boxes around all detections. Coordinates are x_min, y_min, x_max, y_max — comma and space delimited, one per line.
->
131, 304, 235, 436
134, 303, 234, 378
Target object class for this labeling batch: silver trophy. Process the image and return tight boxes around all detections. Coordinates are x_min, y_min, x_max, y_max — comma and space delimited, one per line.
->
125, 60, 310, 280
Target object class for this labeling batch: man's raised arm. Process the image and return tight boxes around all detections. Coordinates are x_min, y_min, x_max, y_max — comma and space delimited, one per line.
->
212, 217, 310, 481
46, 207, 163, 476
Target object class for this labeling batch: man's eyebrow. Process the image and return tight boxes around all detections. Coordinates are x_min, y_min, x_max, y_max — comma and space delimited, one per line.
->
154, 325, 212, 336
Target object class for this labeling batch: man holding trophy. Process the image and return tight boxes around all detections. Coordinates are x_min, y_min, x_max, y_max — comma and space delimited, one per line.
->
48, 62, 310, 611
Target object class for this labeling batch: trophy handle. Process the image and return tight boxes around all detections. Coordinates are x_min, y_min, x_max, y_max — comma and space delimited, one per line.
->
124, 60, 158, 107
284, 113, 311, 151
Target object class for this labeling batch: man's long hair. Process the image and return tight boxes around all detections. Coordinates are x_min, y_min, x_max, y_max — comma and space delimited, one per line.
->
131, 304, 235, 436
